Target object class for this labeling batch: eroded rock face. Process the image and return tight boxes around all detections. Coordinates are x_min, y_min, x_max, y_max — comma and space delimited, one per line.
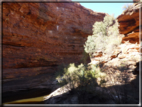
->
91, 41, 140, 66
2, 2, 106, 92
90, 3, 141, 87
117, 3, 141, 43
91, 3, 141, 66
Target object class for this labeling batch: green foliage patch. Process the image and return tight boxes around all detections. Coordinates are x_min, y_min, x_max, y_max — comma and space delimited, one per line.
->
56, 63, 106, 92
84, 15, 123, 58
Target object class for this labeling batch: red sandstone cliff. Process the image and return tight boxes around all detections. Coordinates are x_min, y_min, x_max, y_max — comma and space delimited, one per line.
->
3, 1, 141, 93
117, 3, 141, 43
2, 2, 106, 91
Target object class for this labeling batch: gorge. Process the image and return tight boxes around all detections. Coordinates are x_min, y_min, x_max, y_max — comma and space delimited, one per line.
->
2, 0, 141, 104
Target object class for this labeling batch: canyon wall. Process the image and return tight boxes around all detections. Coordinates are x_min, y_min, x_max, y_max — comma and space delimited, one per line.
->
118, 3, 141, 44
2, 2, 106, 92
3, 1, 141, 93
91, 2, 141, 88
92, 2, 141, 66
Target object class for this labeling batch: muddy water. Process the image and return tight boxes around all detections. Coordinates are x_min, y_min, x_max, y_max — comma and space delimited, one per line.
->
2, 88, 51, 104
2, 72, 57, 104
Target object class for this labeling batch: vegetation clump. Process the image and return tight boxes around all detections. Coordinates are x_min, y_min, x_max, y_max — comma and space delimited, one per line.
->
84, 15, 123, 58
56, 63, 106, 92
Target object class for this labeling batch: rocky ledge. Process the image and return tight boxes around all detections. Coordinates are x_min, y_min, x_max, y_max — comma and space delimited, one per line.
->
117, 3, 141, 43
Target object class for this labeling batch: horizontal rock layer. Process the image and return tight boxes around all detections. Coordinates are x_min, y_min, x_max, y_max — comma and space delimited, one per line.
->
117, 3, 142, 43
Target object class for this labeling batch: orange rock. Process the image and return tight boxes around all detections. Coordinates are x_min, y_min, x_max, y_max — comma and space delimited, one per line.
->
93, 52, 103, 57
117, 3, 141, 44
122, 32, 140, 44
2, 3, 106, 80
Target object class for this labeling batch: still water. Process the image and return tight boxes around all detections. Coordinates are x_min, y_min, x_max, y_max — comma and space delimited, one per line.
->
3, 88, 51, 104
4, 95, 45, 104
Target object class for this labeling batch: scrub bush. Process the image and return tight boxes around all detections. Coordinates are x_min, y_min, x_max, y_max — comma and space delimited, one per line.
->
84, 15, 122, 58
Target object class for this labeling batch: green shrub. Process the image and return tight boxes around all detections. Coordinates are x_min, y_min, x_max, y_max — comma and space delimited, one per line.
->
56, 63, 106, 92
84, 15, 122, 58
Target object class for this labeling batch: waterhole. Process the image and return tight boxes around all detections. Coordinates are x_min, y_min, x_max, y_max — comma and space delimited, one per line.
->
2, 88, 51, 104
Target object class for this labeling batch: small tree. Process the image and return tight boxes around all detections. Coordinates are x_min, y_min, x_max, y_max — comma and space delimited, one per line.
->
84, 15, 122, 58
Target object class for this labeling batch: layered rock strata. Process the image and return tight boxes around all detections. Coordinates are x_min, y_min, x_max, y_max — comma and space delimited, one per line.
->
2, 2, 106, 92
117, 3, 141, 43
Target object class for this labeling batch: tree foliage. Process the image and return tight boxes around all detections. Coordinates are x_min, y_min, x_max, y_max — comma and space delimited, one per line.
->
84, 15, 122, 58
56, 63, 106, 91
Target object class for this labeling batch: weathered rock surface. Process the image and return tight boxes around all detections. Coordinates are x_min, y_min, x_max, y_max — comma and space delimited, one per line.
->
91, 2, 141, 68
91, 41, 140, 69
2, 2, 106, 92
90, 3, 141, 89
44, 84, 116, 104
117, 3, 141, 43
43, 1, 141, 104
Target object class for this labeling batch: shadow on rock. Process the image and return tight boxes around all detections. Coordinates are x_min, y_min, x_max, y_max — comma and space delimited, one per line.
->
44, 61, 140, 104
